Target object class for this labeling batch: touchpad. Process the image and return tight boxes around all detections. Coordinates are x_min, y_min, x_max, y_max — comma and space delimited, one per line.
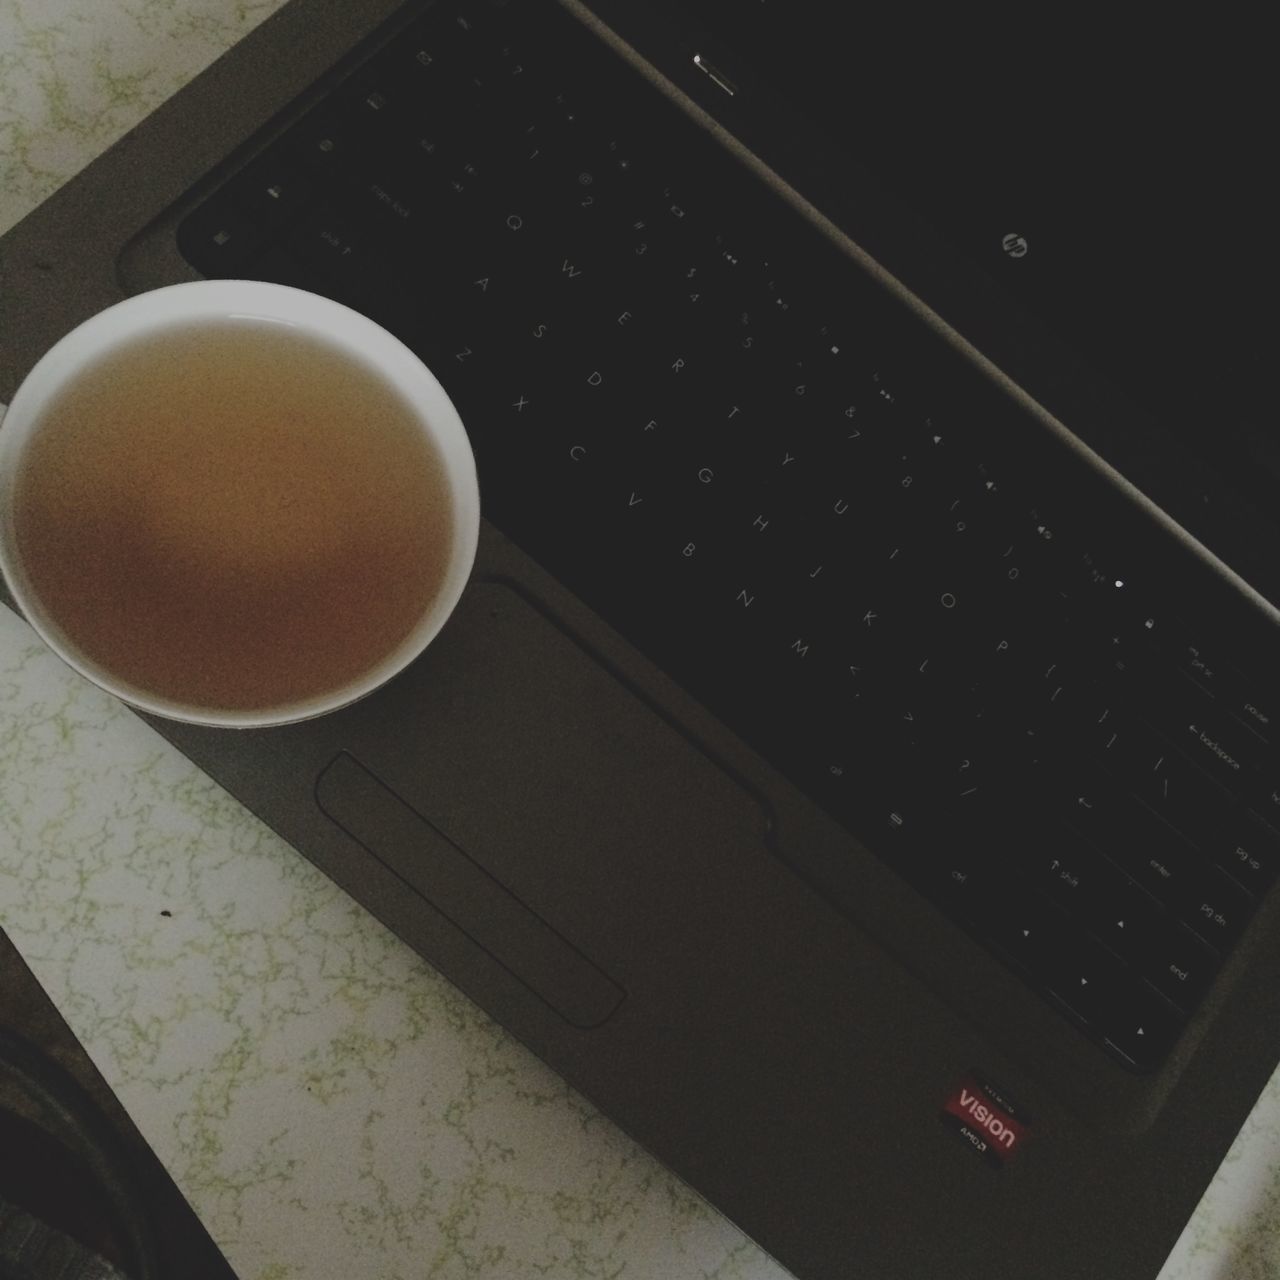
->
314, 579, 770, 1029
317, 752, 626, 1027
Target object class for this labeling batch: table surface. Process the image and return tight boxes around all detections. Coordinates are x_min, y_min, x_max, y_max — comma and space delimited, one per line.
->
2, 3, 1280, 1277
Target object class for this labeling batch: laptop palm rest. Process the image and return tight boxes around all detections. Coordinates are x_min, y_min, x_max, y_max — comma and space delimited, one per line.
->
306, 576, 770, 1034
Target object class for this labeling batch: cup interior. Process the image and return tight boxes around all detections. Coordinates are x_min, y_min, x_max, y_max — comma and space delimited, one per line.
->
0, 281, 480, 728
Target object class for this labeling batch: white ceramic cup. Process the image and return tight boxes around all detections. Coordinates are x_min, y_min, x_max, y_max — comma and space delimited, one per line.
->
0, 280, 480, 728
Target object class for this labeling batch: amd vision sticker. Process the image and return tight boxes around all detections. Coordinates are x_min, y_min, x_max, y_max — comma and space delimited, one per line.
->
941, 1074, 1031, 1168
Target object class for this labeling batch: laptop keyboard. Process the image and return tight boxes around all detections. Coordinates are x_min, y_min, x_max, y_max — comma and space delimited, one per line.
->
176, 0, 1280, 1072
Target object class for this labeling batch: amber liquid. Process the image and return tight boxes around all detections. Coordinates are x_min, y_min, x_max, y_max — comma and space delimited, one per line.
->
13, 319, 455, 712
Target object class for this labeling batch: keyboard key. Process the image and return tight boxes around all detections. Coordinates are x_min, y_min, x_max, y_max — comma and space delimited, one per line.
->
1096, 981, 1186, 1072
284, 109, 363, 180
1137, 916, 1220, 1012
1043, 931, 1132, 1027
1250, 774, 1280, 831
1215, 671, 1280, 744
1030, 827, 1129, 922
1175, 863, 1254, 952
1135, 740, 1231, 841
283, 201, 391, 308
175, 202, 266, 274
1207, 812, 1280, 895
228, 153, 318, 228
1141, 677, 1267, 786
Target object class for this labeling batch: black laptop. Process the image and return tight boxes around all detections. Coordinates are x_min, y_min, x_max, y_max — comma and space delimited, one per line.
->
2, 2, 1277, 1276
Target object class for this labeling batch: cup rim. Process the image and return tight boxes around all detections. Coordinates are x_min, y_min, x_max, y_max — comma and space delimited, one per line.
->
0, 280, 480, 729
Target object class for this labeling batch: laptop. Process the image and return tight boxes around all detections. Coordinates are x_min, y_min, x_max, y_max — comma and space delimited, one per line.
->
1, 1, 1277, 1276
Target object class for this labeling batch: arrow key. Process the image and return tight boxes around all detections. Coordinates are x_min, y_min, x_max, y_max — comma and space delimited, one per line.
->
1096, 979, 1187, 1072
980, 888, 1071, 982
1044, 933, 1126, 1028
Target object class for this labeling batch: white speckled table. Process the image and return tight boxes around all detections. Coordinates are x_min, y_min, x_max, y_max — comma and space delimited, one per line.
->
2, 4, 1280, 1278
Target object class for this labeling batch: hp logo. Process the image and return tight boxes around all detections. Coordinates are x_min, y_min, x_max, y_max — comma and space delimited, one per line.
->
1002, 232, 1030, 259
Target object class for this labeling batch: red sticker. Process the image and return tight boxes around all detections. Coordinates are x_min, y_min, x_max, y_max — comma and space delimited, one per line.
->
941, 1074, 1030, 1167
